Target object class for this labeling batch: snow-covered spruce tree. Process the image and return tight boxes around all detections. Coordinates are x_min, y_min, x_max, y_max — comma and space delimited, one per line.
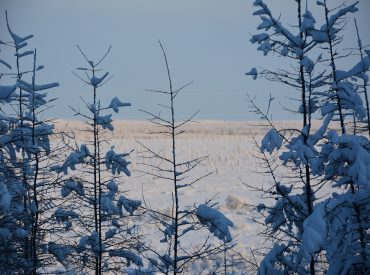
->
353, 18, 370, 137
245, 0, 369, 274
18, 50, 61, 274
299, 1, 370, 273
0, 35, 26, 274
246, 0, 327, 273
0, 11, 59, 274
137, 41, 234, 274
50, 46, 143, 274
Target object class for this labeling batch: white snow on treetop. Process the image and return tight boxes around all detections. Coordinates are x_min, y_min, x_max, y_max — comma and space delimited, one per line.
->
90, 72, 108, 87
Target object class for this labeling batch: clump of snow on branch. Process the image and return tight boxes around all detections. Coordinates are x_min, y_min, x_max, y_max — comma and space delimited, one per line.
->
260, 128, 283, 154
108, 97, 131, 113
196, 204, 234, 242
105, 146, 131, 176
117, 195, 141, 216
109, 250, 143, 267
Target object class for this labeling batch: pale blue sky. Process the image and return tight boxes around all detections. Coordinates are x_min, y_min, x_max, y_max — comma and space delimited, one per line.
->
1, 0, 369, 120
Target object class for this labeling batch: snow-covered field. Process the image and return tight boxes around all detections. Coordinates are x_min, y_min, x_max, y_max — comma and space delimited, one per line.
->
53, 119, 321, 268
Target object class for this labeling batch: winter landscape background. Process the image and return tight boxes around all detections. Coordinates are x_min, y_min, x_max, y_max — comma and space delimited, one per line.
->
55, 119, 269, 247
1, 0, 370, 274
